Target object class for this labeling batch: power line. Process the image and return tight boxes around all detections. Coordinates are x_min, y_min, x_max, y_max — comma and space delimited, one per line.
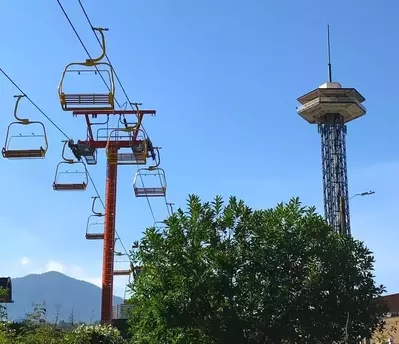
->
0, 68, 70, 140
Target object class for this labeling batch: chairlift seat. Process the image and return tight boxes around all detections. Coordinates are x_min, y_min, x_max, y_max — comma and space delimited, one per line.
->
108, 152, 147, 165
114, 270, 131, 276
61, 93, 114, 111
85, 233, 105, 240
134, 186, 166, 197
53, 183, 87, 191
2, 148, 45, 159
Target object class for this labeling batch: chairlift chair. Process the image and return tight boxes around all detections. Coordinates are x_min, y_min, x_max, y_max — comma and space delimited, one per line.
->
58, 28, 115, 111
105, 127, 148, 165
133, 167, 167, 198
86, 197, 104, 240
2, 95, 48, 159
53, 141, 89, 191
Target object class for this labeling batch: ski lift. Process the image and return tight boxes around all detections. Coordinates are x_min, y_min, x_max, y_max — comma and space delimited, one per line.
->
53, 141, 89, 191
86, 196, 104, 240
2, 95, 48, 159
58, 27, 115, 111
105, 127, 148, 165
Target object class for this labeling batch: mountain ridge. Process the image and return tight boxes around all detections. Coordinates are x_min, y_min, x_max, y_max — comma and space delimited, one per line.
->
5, 271, 123, 323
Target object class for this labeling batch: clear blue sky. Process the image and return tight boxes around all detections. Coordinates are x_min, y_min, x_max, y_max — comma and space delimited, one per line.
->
1, 0, 398, 302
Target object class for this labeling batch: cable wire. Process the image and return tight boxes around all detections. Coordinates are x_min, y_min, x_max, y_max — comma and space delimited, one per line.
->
56, 0, 158, 260
1, 65, 134, 295
0, 68, 70, 140
0, 67, 132, 258
57, 0, 159, 224
76, 0, 172, 219
77, 0, 162, 220
56, 0, 113, 99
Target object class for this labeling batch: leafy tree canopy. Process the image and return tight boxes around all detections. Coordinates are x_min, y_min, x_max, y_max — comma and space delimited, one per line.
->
128, 195, 387, 343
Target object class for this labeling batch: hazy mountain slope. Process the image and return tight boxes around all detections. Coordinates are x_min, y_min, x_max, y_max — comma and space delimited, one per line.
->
5, 271, 123, 323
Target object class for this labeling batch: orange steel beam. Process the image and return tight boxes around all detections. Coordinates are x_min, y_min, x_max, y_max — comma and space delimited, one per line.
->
101, 145, 118, 324
77, 139, 144, 149
73, 109, 156, 116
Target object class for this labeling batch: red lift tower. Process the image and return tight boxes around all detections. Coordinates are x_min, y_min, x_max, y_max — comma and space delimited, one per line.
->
56, 27, 166, 324
72, 108, 160, 323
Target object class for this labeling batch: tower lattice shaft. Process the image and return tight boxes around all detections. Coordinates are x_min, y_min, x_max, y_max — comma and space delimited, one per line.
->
318, 113, 350, 235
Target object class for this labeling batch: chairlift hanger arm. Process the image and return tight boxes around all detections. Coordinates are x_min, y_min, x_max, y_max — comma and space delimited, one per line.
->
91, 196, 104, 216
86, 27, 108, 66
149, 147, 161, 169
61, 140, 74, 163
130, 103, 143, 140
13, 95, 29, 123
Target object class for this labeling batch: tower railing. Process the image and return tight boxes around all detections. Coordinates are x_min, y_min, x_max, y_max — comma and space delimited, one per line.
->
297, 96, 366, 113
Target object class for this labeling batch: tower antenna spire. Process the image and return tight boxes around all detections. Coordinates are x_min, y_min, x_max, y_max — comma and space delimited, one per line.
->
327, 24, 332, 82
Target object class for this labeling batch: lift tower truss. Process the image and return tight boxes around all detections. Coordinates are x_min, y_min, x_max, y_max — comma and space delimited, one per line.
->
72, 108, 156, 324
318, 112, 350, 234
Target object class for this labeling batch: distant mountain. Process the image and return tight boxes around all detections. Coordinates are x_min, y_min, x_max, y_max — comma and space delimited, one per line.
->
5, 271, 123, 323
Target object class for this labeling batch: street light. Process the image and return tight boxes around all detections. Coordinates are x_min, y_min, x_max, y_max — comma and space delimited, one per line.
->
349, 190, 375, 201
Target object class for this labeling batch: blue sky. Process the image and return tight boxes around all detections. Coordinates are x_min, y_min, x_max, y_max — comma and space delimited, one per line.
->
0, 0, 398, 304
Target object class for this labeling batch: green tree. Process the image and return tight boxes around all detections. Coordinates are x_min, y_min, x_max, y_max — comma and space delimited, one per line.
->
0, 288, 7, 322
128, 195, 387, 343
